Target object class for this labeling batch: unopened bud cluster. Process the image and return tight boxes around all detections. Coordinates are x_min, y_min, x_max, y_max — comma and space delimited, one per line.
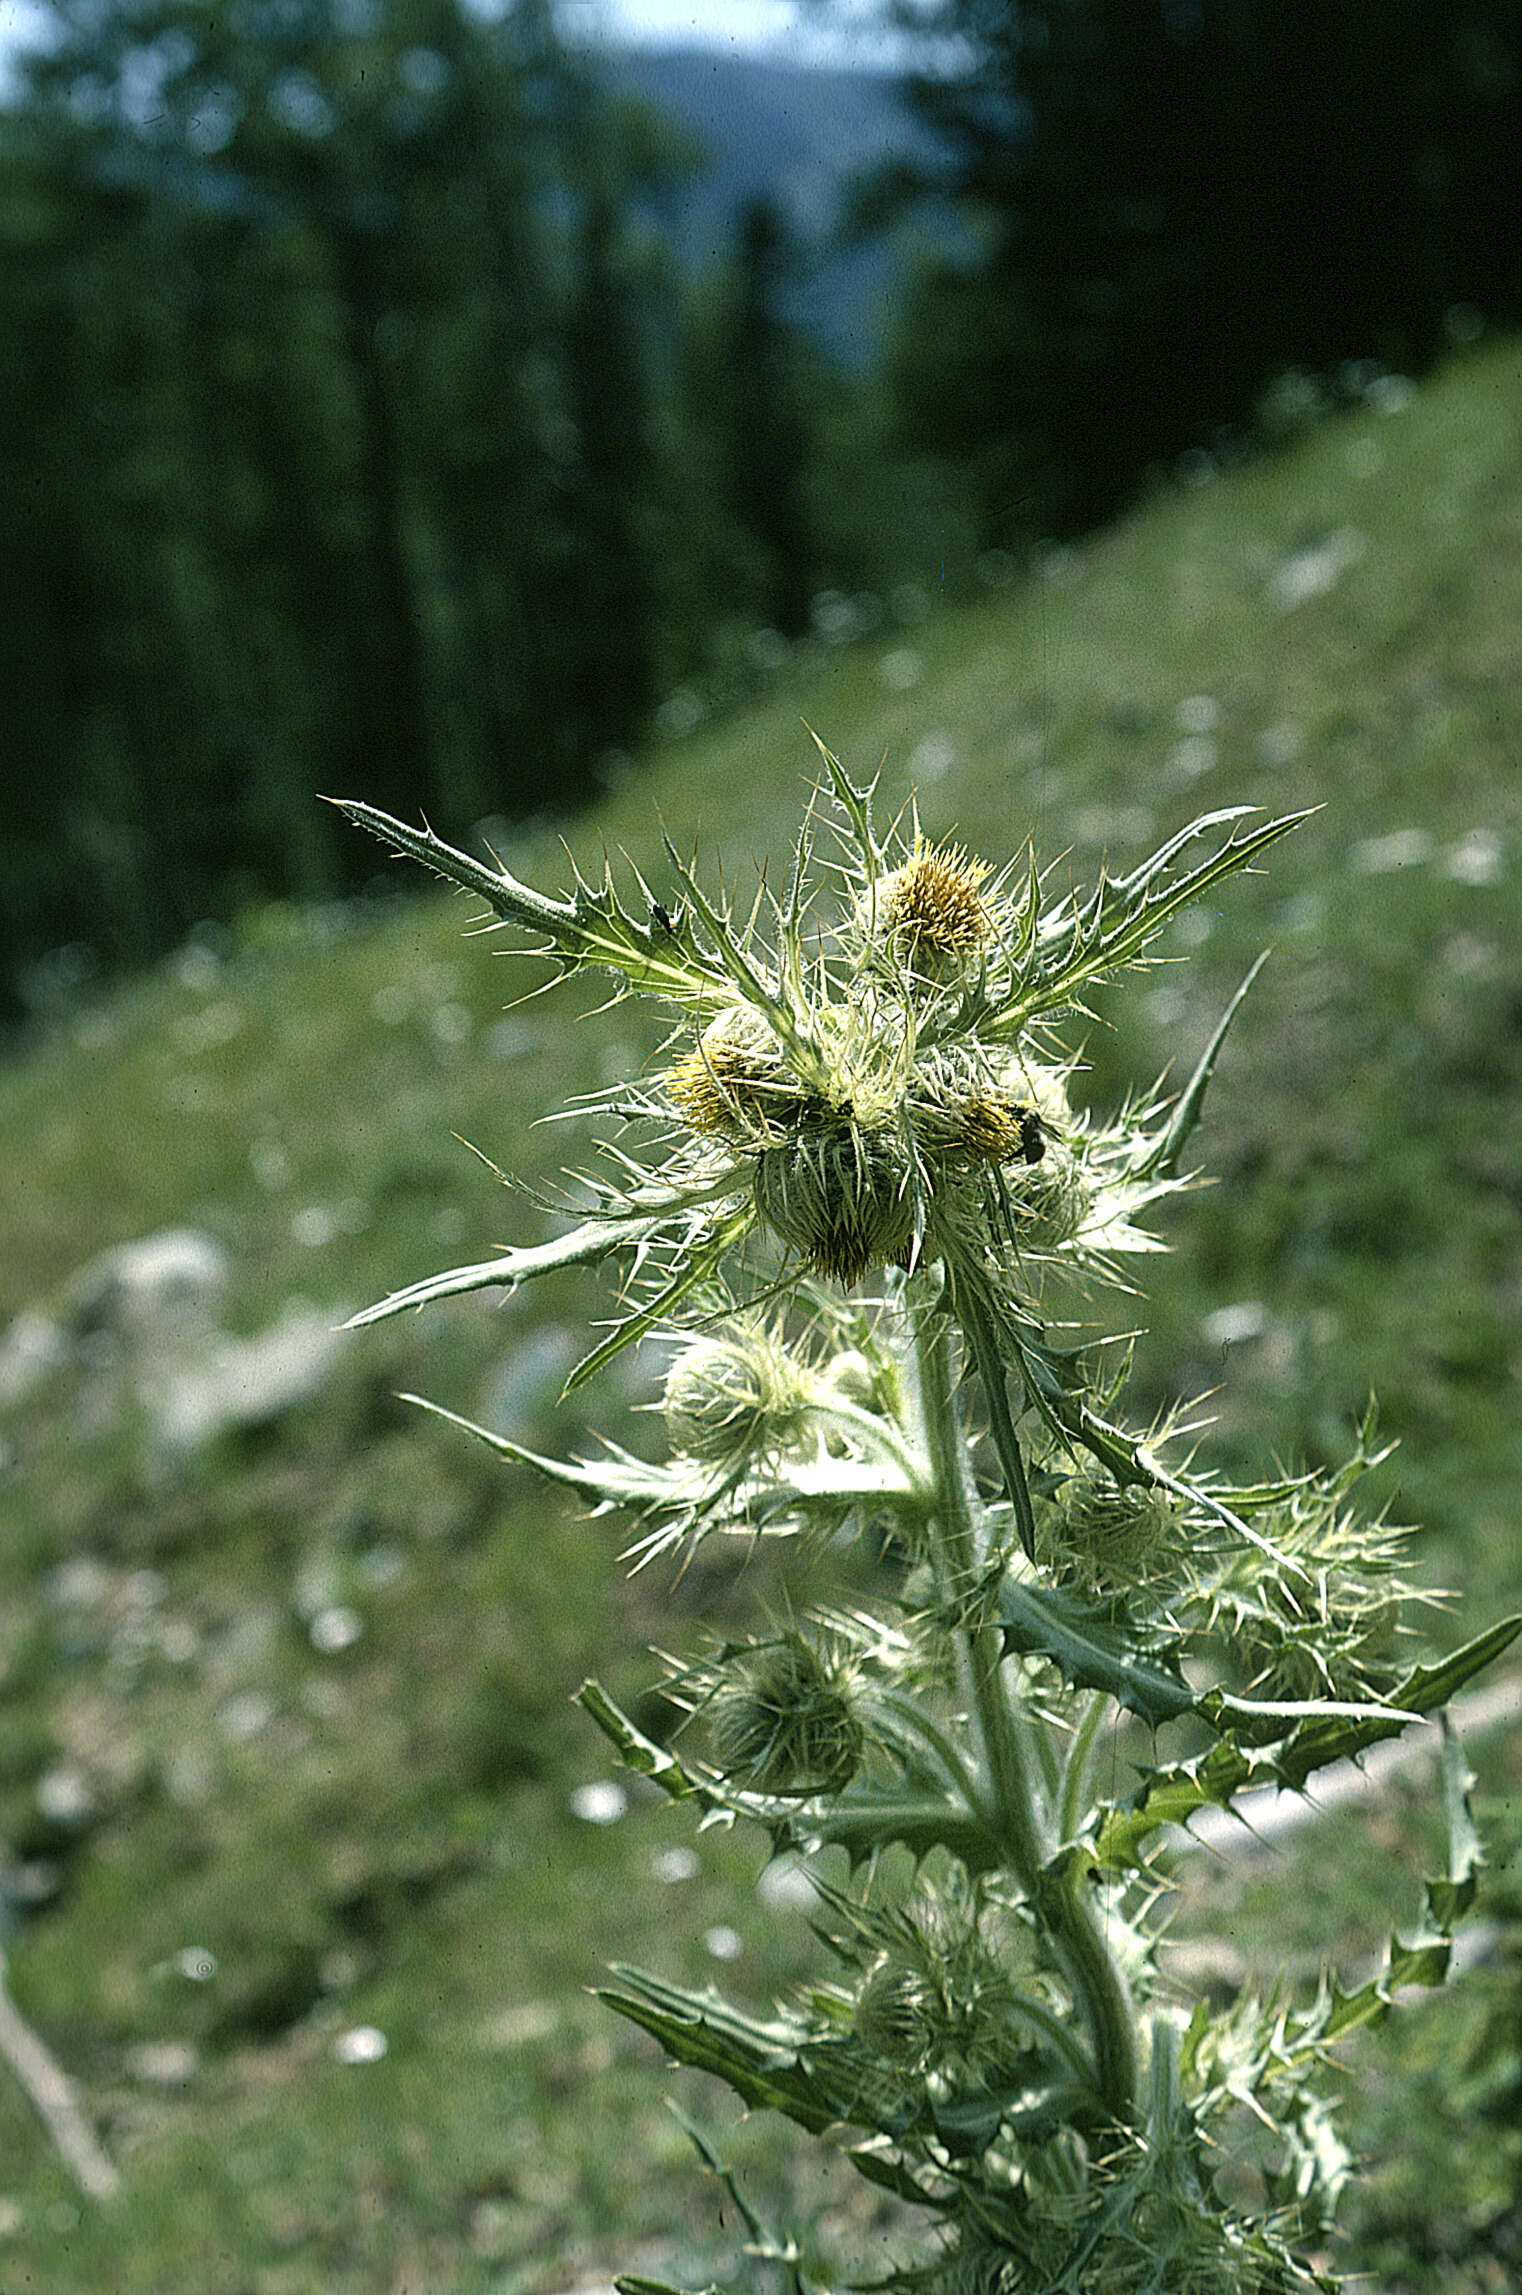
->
659, 835, 1079, 1290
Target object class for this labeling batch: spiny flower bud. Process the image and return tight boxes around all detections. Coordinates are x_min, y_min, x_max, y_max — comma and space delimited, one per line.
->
753, 1121, 917, 1287
1006, 1142, 1091, 1249
1237, 1593, 1402, 1704
1057, 1468, 1176, 1578
867, 838, 993, 964
662, 1325, 813, 1468
853, 1955, 941, 2069
707, 1633, 864, 1795
911, 1045, 1054, 1176
933, 2238, 1022, 2295
665, 1003, 792, 1140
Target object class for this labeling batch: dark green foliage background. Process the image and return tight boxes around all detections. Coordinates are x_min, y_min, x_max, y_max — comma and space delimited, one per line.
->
887, 0, 1522, 541
0, 2, 888, 1017
5, 0, 1522, 1025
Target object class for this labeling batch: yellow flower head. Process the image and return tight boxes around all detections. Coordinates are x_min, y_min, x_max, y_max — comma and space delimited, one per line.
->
916, 1087, 1045, 1169
665, 1004, 794, 1140
874, 839, 992, 963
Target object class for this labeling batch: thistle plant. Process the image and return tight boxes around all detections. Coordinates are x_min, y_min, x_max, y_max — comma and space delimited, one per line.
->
332, 752, 1518, 2295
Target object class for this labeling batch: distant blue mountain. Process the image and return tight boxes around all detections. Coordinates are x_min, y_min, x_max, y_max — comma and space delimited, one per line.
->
600, 45, 954, 368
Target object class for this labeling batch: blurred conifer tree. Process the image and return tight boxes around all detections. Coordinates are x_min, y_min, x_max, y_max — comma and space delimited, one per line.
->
883, 0, 1522, 542
0, 0, 692, 1009
726, 195, 817, 640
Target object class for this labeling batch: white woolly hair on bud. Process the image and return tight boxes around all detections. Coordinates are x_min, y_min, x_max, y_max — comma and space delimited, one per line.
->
662, 1323, 814, 1469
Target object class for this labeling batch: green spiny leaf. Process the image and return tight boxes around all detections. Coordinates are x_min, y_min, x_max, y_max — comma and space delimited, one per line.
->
561, 1205, 755, 1395
1427, 1712, 1485, 1935
1089, 1614, 1521, 1868
996, 1579, 1196, 1730
327, 797, 731, 1007
801, 1789, 1003, 1875
956, 1281, 1037, 1559
995, 808, 1313, 1034
656, 829, 832, 1091
806, 727, 880, 877
345, 1214, 663, 1329
577, 1680, 730, 1813
597, 1969, 840, 2135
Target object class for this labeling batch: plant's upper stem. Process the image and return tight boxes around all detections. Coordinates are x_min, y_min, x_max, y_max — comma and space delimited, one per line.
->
912, 1302, 1140, 2123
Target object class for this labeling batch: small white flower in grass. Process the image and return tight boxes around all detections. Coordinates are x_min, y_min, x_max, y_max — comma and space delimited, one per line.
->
175, 940, 222, 992
249, 1139, 292, 1189
1171, 734, 1217, 781
878, 646, 923, 692
907, 732, 955, 780
1367, 372, 1416, 415
309, 1604, 363, 1654
1177, 694, 1219, 735
34, 1767, 93, 1827
1038, 544, 1082, 586
1172, 907, 1214, 949
811, 589, 857, 641
430, 1002, 472, 1048
757, 1854, 817, 1912
655, 688, 704, 739
1271, 527, 1365, 610
48, 1557, 109, 1610
1202, 1300, 1270, 1347
1442, 828, 1503, 886
1354, 826, 1435, 874
571, 1779, 627, 1825
220, 1690, 273, 1743
332, 2026, 388, 2066
1146, 984, 1189, 1028
1256, 719, 1303, 769
126, 2041, 199, 2087
747, 627, 789, 671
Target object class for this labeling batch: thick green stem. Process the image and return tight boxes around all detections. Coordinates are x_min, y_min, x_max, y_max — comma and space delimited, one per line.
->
913, 1304, 1141, 2123
913, 1310, 1046, 1883
1060, 1691, 1111, 1846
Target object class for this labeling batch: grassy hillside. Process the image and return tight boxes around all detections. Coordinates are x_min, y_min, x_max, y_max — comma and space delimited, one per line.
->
2, 338, 1521, 2295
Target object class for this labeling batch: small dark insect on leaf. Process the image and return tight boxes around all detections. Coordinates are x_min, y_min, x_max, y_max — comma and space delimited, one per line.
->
1016, 1104, 1045, 1163
650, 900, 684, 937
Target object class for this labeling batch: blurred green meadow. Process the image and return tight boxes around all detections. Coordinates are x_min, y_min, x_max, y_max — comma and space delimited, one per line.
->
3, 339, 1522, 2294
